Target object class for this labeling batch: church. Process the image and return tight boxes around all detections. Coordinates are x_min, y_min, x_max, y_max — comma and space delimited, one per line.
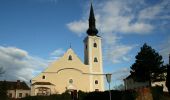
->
31, 3, 105, 95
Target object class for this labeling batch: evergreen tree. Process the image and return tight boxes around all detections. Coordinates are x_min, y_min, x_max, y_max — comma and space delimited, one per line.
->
166, 64, 170, 94
0, 81, 8, 100
130, 43, 164, 86
0, 66, 7, 99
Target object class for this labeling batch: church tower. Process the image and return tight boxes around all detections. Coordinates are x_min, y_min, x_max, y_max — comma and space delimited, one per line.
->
84, 3, 104, 91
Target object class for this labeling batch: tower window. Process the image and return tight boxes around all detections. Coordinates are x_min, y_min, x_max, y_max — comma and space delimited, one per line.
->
68, 55, 72, 60
93, 43, 97, 48
94, 57, 98, 62
95, 80, 98, 84
42, 75, 45, 79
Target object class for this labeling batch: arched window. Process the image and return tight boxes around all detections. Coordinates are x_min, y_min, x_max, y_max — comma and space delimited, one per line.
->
95, 80, 98, 84
42, 75, 45, 79
68, 55, 72, 60
93, 43, 97, 48
94, 57, 98, 62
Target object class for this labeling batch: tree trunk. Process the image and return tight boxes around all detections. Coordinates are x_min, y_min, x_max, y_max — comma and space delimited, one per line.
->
148, 71, 152, 87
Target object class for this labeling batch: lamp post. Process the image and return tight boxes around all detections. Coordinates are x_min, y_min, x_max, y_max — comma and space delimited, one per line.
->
106, 73, 112, 100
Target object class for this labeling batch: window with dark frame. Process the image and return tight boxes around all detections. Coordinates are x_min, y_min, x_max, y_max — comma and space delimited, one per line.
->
93, 43, 97, 48
25, 93, 29, 97
86, 44, 87, 49
94, 57, 98, 62
95, 80, 98, 84
68, 55, 72, 60
9, 93, 12, 98
42, 75, 45, 79
19, 93, 22, 98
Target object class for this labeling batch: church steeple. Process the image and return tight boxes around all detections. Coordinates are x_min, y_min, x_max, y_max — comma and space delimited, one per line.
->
87, 3, 98, 36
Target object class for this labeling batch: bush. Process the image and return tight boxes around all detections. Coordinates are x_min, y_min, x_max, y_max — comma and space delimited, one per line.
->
78, 90, 137, 100
0, 81, 8, 100
22, 90, 137, 100
22, 92, 72, 100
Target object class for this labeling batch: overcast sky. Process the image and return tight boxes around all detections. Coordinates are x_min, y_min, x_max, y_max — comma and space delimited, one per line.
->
0, 0, 169, 89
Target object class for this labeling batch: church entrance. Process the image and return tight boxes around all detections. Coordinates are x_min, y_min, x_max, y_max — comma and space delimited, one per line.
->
36, 87, 51, 96
66, 84, 78, 100
70, 90, 78, 100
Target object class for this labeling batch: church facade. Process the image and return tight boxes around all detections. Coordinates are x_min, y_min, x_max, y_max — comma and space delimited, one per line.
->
31, 4, 104, 95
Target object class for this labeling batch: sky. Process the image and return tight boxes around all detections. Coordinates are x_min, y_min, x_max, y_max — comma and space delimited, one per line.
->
0, 0, 170, 89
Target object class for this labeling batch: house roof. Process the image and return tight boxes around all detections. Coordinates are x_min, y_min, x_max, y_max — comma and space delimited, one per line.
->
124, 74, 133, 80
0, 80, 30, 90
32, 82, 55, 86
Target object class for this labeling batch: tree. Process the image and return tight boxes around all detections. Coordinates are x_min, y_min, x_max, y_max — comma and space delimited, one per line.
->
166, 64, 170, 94
130, 43, 164, 86
0, 66, 7, 99
0, 81, 8, 100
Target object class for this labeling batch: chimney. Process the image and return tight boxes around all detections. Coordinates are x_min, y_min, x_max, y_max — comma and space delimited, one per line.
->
17, 80, 20, 89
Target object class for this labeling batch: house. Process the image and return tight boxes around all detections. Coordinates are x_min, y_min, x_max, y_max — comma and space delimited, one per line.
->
31, 3, 104, 96
123, 75, 149, 90
0, 80, 30, 99
124, 54, 170, 92
124, 75, 168, 92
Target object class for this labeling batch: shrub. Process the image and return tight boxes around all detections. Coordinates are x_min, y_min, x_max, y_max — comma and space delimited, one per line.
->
22, 90, 137, 100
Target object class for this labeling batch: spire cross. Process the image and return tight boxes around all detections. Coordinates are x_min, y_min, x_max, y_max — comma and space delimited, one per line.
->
91, 0, 93, 4
70, 43, 72, 48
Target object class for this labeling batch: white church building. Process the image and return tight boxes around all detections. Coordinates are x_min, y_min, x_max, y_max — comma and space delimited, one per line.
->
31, 4, 105, 96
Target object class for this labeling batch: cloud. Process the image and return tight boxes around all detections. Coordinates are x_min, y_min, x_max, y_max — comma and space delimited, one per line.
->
67, 0, 157, 35
49, 48, 65, 62
102, 33, 121, 45
138, 0, 170, 20
67, 0, 169, 35
67, 0, 169, 64
111, 67, 130, 82
101, 32, 135, 63
0, 46, 48, 82
104, 44, 134, 63
159, 37, 170, 64
67, 20, 88, 36
50, 48, 65, 56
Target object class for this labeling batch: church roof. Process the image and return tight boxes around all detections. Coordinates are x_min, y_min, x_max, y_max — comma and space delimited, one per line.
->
41, 48, 89, 73
87, 3, 98, 36
55, 48, 85, 65
32, 82, 55, 86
